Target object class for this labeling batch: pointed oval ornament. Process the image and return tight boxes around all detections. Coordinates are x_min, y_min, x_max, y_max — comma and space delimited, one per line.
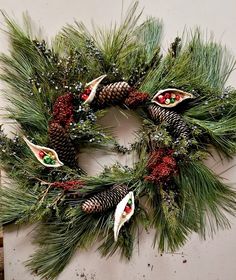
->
152, 88, 195, 108
23, 136, 64, 168
84, 74, 107, 104
114, 191, 135, 242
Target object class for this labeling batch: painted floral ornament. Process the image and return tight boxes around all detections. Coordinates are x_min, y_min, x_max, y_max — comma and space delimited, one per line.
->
23, 136, 64, 167
152, 88, 195, 108
82, 74, 107, 104
114, 191, 135, 241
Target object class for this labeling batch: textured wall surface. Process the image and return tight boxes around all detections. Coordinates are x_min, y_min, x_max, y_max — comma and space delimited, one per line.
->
1, 0, 236, 279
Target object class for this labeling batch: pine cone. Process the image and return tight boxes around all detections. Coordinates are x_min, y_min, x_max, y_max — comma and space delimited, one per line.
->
48, 122, 77, 168
93, 82, 132, 108
81, 184, 129, 213
148, 104, 190, 138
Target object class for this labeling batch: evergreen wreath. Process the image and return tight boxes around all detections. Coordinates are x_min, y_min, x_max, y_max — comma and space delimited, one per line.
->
1, 2, 236, 279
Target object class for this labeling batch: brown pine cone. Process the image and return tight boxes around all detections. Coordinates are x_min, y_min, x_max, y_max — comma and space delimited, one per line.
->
48, 122, 77, 168
148, 104, 190, 139
81, 184, 129, 213
93, 82, 132, 108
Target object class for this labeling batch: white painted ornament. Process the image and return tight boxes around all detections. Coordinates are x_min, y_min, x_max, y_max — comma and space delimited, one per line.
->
152, 88, 195, 108
83, 74, 107, 104
114, 191, 135, 242
23, 136, 64, 167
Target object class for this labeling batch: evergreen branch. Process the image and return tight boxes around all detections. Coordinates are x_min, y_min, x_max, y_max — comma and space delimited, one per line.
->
175, 160, 236, 237
134, 17, 163, 63
0, 13, 56, 134
148, 182, 193, 252
186, 29, 236, 90
150, 159, 236, 252
0, 180, 66, 226
0, 186, 39, 225
26, 209, 111, 279
98, 220, 134, 260
57, 2, 143, 83
185, 115, 236, 158
140, 29, 236, 97
125, 17, 163, 86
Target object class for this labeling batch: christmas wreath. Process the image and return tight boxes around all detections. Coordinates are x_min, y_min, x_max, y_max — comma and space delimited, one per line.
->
1, 3, 236, 279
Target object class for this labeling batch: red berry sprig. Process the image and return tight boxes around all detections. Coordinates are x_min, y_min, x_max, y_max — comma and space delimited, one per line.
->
145, 149, 178, 184
52, 93, 74, 127
51, 180, 84, 190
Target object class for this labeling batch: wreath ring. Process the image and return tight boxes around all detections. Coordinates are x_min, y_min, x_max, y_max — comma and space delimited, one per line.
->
23, 73, 191, 220
1, 4, 236, 279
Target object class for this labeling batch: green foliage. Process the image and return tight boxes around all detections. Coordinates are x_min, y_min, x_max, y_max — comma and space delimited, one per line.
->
0, 186, 39, 224
175, 161, 236, 236
186, 30, 236, 90
185, 115, 236, 158
149, 160, 236, 252
26, 210, 104, 280
70, 117, 114, 148
140, 29, 236, 96
0, 13, 54, 134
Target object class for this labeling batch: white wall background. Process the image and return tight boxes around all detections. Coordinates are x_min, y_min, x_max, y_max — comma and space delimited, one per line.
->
1, 0, 236, 279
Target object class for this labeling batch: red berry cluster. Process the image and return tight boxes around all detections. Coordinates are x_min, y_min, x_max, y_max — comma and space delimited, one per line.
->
80, 88, 92, 101
145, 149, 178, 184
124, 91, 150, 108
51, 180, 84, 191
52, 93, 75, 127
157, 92, 181, 105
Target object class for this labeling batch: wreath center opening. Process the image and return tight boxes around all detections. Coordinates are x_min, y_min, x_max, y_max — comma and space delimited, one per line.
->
78, 107, 142, 175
